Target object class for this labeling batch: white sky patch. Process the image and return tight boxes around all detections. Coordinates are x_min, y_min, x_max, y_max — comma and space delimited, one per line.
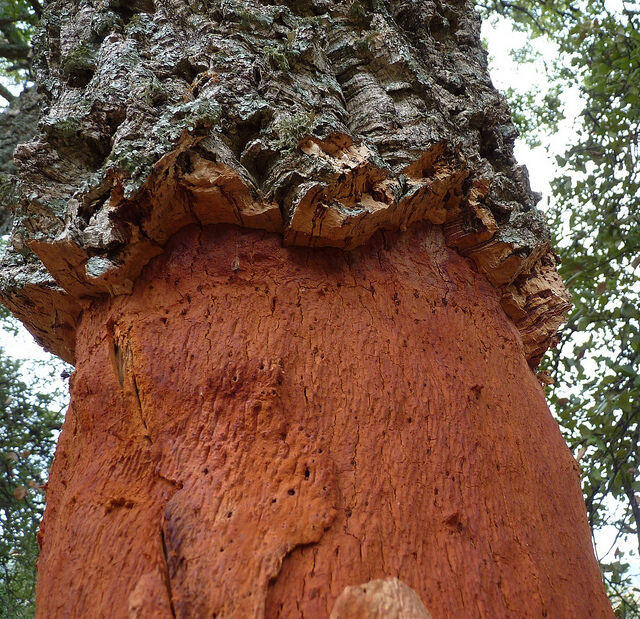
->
0, 80, 24, 108
482, 16, 584, 206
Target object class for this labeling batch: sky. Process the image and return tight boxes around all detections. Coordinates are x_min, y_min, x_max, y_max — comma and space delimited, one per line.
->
1, 7, 639, 596
482, 16, 581, 206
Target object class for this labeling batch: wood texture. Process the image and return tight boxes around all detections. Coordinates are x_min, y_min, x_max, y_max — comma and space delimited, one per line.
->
36, 223, 611, 617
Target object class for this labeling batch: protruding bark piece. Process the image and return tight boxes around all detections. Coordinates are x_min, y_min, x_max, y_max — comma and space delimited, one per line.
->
501, 251, 572, 366
1, 0, 567, 366
330, 578, 432, 618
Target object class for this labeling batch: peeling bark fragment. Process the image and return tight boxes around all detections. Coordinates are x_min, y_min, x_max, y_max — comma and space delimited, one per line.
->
0, 0, 567, 365
501, 251, 572, 366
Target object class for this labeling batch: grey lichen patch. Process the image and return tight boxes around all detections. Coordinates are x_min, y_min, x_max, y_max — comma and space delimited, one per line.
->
105, 98, 223, 195
85, 256, 116, 279
0, 0, 567, 365
263, 45, 290, 72
230, 4, 274, 31
270, 112, 314, 153
0, 174, 17, 212
105, 144, 156, 193
142, 76, 167, 106
91, 10, 120, 39
354, 30, 381, 55
347, 0, 374, 28
124, 12, 155, 38
41, 116, 83, 140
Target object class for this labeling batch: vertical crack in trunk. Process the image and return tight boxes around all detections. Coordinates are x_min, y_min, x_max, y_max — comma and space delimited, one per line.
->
112, 331, 153, 444
131, 369, 151, 442
160, 527, 177, 619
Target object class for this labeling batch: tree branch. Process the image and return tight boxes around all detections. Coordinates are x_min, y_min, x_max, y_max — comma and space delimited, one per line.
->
0, 42, 30, 61
0, 83, 16, 103
0, 14, 34, 27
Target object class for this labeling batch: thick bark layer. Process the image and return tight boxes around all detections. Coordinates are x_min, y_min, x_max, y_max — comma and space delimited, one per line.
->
0, 0, 569, 367
0, 88, 41, 234
37, 223, 610, 618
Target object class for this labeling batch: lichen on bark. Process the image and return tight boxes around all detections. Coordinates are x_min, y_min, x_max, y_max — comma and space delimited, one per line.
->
0, 88, 41, 235
0, 0, 569, 364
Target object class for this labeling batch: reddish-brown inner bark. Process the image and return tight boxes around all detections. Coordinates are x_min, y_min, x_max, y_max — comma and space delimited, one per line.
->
36, 223, 611, 617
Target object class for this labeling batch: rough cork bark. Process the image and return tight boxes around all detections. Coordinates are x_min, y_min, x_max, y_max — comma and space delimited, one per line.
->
0, 0, 569, 367
0, 0, 610, 616
0, 88, 40, 234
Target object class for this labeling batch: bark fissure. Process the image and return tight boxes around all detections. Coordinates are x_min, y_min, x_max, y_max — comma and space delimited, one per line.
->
113, 332, 153, 443
160, 527, 178, 619
130, 371, 150, 441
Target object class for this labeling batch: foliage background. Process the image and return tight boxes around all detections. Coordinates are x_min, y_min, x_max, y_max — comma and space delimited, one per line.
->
0, 306, 65, 617
0, 0, 39, 101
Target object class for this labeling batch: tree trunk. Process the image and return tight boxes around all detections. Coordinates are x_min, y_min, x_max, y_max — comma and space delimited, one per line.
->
0, 0, 611, 616
35, 223, 610, 617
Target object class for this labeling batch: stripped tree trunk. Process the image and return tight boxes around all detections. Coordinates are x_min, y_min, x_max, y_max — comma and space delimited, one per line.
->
0, 0, 611, 616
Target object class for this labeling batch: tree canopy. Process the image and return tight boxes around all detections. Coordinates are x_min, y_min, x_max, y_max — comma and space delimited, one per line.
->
0, 307, 64, 617
0, 0, 41, 102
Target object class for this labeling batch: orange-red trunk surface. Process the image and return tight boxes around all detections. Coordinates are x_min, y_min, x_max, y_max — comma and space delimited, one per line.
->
36, 223, 611, 617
